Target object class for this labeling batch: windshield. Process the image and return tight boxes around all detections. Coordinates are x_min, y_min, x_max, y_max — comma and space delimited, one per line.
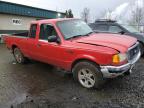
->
57, 19, 93, 39
121, 25, 139, 33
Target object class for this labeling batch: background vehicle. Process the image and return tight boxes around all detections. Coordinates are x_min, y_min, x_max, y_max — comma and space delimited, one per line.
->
4, 18, 140, 89
89, 19, 144, 55
0, 34, 6, 43
0, 34, 2, 43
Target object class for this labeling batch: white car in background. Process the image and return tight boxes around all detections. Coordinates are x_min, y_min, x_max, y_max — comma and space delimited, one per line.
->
0, 34, 6, 43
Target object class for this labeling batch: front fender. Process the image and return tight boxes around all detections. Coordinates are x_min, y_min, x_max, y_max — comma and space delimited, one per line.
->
71, 54, 101, 68
73, 54, 98, 63
70, 52, 114, 70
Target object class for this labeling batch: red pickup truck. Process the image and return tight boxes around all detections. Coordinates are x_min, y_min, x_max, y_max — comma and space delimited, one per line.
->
4, 18, 141, 89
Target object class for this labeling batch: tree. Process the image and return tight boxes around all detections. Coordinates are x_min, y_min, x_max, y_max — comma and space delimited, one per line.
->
81, 8, 90, 23
68, 9, 74, 18
65, 10, 69, 18
129, 3, 144, 31
104, 9, 113, 20
94, 9, 120, 23
65, 9, 74, 18
95, 10, 107, 21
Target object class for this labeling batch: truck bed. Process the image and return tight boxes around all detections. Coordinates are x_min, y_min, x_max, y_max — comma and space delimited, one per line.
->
11, 32, 29, 37
4, 34, 28, 50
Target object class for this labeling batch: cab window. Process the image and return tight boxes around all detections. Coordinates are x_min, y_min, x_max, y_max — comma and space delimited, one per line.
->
108, 25, 122, 33
29, 24, 37, 38
95, 24, 109, 32
39, 24, 57, 40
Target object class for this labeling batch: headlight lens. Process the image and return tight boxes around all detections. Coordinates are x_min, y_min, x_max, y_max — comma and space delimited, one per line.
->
112, 53, 127, 63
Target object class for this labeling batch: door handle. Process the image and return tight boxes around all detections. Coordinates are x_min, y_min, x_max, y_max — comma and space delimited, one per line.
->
37, 43, 41, 47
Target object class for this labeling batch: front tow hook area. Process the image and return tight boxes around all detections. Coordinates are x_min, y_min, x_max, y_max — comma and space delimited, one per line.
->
124, 64, 136, 76
129, 64, 136, 73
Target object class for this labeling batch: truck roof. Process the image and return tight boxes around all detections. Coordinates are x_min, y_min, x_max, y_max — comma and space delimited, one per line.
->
31, 18, 79, 24
95, 19, 116, 23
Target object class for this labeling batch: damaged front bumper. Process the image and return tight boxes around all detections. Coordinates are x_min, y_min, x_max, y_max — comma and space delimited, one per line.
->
100, 49, 141, 78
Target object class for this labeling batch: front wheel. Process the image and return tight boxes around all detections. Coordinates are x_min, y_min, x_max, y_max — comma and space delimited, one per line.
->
72, 61, 105, 89
13, 48, 27, 64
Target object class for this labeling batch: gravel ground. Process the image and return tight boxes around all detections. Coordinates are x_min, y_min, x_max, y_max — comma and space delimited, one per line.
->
0, 44, 144, 108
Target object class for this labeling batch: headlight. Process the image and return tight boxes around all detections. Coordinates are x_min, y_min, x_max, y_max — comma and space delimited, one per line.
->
112, 53, 127, 64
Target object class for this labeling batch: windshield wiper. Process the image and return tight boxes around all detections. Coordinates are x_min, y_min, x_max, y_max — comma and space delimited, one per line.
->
66, 32, 94, 40
66, 35, 83, 40
83, 32, 94, 36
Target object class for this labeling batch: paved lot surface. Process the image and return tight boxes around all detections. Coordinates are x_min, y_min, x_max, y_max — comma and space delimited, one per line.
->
0, 44, 144, 108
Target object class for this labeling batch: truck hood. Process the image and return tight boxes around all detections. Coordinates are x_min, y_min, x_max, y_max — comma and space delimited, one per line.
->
74, 33, 137, 53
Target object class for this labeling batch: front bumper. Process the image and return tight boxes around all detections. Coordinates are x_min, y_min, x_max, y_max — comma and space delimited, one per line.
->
100, 50, 141, 78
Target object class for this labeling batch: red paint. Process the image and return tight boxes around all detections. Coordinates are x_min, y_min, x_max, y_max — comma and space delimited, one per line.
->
4, 18, 137, 71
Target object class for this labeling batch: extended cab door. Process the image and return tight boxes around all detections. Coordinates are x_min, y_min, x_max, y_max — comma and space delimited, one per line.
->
36, 23, 62, 66
27, 23, 40, 59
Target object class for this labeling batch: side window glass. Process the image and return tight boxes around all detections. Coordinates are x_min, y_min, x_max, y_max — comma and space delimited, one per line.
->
29, 24, 37, 38
39, 24, 57, 40
89, 24, 96, 30
95, 25, 108, 32
108, 26, 122, 33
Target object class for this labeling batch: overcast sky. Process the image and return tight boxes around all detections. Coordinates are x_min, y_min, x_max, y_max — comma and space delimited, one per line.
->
1, 0, 136, 21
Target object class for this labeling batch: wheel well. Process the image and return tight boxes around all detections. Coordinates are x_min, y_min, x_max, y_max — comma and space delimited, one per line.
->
71, 59, 99, 71
12, 45, 17, 53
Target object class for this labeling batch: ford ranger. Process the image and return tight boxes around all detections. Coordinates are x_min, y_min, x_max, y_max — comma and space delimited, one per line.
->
4, 18, 141, 89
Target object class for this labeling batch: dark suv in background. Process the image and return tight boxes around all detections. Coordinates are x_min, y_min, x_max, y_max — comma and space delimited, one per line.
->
89, 20, 144, 55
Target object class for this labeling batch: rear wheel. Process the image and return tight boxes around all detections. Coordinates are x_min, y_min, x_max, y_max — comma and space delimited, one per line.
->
13, 48, 27, 64
72, 61, 105, 89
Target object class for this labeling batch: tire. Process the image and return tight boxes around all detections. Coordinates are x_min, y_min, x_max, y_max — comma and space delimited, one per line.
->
139, 42, 144, 56
13, 48, 27, 64
72, 61, 105, 89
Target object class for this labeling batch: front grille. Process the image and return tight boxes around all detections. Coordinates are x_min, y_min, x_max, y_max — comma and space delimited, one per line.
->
127, 43, 140, 62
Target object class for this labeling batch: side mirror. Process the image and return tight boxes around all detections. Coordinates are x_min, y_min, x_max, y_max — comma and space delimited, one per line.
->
119, 31, 125, 35
93, 30, 100, 33
48, 35, 60, 44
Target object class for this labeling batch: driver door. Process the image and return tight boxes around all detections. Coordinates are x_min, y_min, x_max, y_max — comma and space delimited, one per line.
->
37, 24, 62, 65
